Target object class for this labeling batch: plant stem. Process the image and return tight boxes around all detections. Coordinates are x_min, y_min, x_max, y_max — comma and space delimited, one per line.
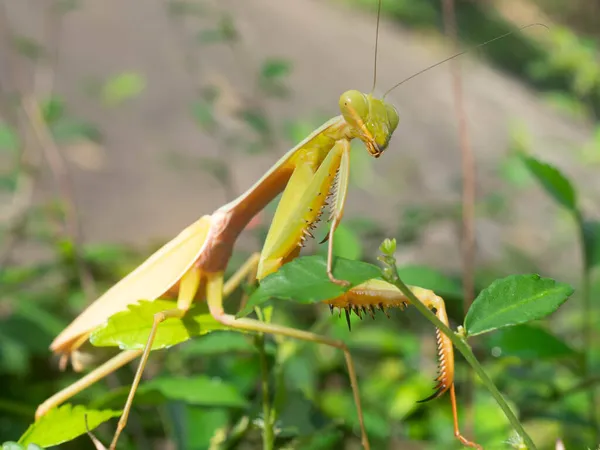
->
255, 309, 275, 450
577, 215, 598, 441
378, 252, 537, 450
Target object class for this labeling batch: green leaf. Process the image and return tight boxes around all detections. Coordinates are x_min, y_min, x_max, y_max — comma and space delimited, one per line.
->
90, 299, 230, 350
317, 223, 362, 260
486, 325, 577, 360
319, 391, 389, 439
40, 96, 65, 124
196, 15, 237, 43
498, 152, 533, 188
237, 256, 382, 317
520, 155, 577, 212
179, 331, 257, 356
239, 109, 271, 137
51, 118, 101, 143
0, 123, 19, 153
101, 72, 145, 106
12, 36, 44, 60
18, 404, 120, 447
184, 407, 230, 448
464, 274, 574, 336
190, 100, 215, 130
2, 443, 44, 450
142, 376, 248, 408
260, 58, 292, 80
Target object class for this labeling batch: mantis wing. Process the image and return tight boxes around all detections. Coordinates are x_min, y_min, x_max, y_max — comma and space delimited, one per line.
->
51, 215, 213, 354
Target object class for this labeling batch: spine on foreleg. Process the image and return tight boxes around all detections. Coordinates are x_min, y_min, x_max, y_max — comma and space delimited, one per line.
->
323, 280, 455, 400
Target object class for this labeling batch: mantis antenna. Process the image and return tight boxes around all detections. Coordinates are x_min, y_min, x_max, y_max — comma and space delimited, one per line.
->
370, 0, 383, 93
382, 22, 549, 99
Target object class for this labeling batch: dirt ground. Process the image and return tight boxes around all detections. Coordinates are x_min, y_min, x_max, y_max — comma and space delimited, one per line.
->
5, 0, 598, 280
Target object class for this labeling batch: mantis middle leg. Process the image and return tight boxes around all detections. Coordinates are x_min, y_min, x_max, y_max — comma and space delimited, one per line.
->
205, 272, 371, 450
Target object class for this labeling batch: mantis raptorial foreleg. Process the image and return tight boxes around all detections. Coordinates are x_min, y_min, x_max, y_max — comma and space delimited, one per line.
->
257, 140, 350, 281
36, 350, 143, 419
326, 280, 480, 449
325, 140, 351, 286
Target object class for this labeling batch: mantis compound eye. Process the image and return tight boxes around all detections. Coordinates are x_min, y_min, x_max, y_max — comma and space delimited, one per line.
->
339, 90, 369, 128
386, 104, 399, 133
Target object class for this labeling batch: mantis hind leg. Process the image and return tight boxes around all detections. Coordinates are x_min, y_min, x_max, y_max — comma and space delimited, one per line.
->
108, 254, 261, 450
205, 273, 371, 450
410, 289, 481, 449
35, 349, 143, 419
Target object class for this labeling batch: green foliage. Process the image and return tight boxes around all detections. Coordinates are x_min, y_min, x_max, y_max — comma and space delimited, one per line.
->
90, 299, 229, 350
317, 223, 363, 260
238, 256, 382, 317
486, 324, 577, 360
136, 376, 249, 408
0, 123, 19, 153
1, 1, 598, 449
101, 72, 146, 107
1, 443, 43, 450
464, 274, 573, 336
519, 155, 578, 213
18, 405, 121, 447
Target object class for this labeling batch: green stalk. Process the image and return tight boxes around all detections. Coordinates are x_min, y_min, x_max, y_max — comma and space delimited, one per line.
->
255, 308, 275, 450
378, 240, 537, 450
576, 214, 598, 441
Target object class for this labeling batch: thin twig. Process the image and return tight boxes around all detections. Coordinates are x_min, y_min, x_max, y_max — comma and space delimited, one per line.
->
20, 95, 97, 298
4, 0, 97, 300
0, 1, 39, 266
378, 246, 537, 450
440, 0, 477, 438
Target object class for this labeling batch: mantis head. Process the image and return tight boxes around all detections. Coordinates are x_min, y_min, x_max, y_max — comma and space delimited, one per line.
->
339, 90, 399, 158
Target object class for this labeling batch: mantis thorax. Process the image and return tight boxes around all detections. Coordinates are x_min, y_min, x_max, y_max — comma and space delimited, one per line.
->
339, 90, 399, 158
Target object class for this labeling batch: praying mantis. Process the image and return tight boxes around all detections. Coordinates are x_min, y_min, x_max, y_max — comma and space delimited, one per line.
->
32, 3, 542, 449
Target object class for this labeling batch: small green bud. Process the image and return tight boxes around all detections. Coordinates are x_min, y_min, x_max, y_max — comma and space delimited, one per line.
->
379, 238, 396, 256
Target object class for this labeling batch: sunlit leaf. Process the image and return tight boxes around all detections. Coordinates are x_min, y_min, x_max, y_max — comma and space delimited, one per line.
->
101, 72, 145, 107
487, 325, 577, 360
18, 404, 120, 447
464, 274, 574, 336
2, 443, 44, 450
90, 299, 230, 350
520, 155, 577, 212
498, 152, 533, 187
237, 256, 382, 317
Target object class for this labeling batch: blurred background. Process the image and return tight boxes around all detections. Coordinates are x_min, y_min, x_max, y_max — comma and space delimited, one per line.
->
1, 0, 600, 448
